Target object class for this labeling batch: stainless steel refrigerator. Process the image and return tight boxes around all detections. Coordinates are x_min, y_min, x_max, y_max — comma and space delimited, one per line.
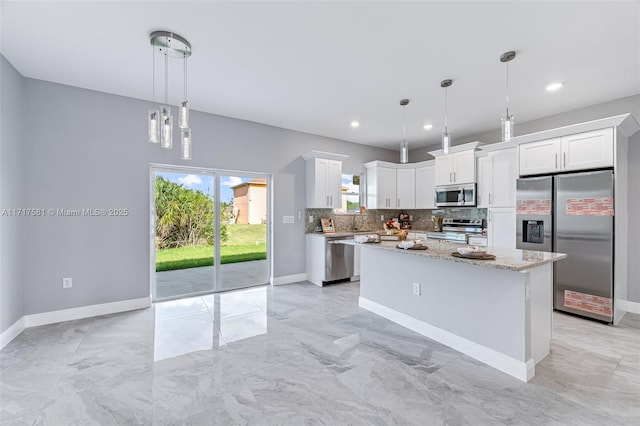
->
516, 170, 614, 323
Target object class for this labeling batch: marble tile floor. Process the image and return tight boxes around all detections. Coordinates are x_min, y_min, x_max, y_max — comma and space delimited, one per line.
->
1, 281, 638, 425
155, 260, 268, 300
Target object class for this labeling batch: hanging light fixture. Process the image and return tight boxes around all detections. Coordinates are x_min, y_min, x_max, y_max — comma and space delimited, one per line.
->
440, 79, 453, 154
148, 31, 192, 159
399, 99, 410, 163
500, 50, 516, 141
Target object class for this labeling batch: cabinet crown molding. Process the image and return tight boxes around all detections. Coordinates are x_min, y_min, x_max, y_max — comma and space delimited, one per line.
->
302, 150, 349, 161
363, 160, 433, 169
428, 141, 483, 157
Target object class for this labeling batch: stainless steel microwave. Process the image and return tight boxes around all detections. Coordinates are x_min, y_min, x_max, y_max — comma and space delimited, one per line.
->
435, 183, 476, 207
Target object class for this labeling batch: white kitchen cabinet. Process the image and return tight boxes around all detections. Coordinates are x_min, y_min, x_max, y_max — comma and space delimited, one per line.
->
365, 162, 416, 209
435, 150, 476, 186
415, 164, 436, 209
396, 168, 415, 209
561, 128, 614, 171
306, 157, 343, 208
519, 128, 614, 176
487, 207, 516, 249
367, 165, 397, 208
477, 148, 517, 208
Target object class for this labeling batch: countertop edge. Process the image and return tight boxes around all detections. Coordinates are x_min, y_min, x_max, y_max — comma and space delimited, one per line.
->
340, 240, 567, 272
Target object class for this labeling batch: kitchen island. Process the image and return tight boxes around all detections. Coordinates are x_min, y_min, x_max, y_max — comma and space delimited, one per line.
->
341, 240, 567, 382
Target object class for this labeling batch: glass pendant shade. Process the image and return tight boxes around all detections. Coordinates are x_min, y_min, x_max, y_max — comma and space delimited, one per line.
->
179, 100, 189, 129
161, 114, 173, 149
400, 140, 408, 163
501, 113, 514, 141
442, 131, 451, 154
181, 128, 192, 160
148, 109, 160, 143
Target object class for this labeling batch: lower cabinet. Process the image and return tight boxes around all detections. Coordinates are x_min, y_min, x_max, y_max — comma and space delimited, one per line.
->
487, 207, 516, 249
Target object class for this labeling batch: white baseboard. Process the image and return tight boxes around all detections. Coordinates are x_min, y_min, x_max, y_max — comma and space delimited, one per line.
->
359, 296, 534, 382
1, 297, 151, 350
271, 273, 307, 286
24, 297, 151, 328
0, 316, 26, 351
617, 299, 640, 315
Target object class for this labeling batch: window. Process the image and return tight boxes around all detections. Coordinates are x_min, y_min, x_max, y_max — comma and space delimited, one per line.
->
338, 173, 362, 213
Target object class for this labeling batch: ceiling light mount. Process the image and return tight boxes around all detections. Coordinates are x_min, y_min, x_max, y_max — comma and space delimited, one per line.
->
500, 51, 516, 63
150, 31, 192, 58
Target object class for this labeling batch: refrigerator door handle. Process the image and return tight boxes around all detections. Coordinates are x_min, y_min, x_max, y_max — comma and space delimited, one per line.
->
555, 153, 558, 169
563, 152, 566, 168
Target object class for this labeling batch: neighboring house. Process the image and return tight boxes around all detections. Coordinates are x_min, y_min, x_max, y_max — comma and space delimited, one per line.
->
231, 178, 267, 224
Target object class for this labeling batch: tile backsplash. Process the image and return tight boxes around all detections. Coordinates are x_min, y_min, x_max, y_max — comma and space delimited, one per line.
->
305, 207, 487, 233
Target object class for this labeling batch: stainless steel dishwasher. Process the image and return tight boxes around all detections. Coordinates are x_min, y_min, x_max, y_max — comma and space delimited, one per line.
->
324, 235, 355, 284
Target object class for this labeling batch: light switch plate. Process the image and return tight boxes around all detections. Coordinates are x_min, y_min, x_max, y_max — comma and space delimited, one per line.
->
309, 215, 313, 223
283, 216, 295, 224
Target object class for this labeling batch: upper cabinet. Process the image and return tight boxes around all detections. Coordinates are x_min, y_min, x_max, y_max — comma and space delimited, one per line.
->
364, 161, 417, 209
303, 151, 347, 208
367, 165, 397, 208
434, 150, 476, 186
415, 163, 436, 209
519, 128, 614, 176
477, 148, 518, 208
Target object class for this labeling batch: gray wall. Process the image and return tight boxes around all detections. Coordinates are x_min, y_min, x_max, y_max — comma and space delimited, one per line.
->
412, 94, 640, 303
0, 56, 25, 333
18, 72, 397, 317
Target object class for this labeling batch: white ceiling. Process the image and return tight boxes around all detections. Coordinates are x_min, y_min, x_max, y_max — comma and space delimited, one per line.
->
2, 1, 639, 150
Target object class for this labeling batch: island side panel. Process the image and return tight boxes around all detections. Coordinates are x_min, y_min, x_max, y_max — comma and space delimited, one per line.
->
528, 262, 553, 364
359, 247, 534, 380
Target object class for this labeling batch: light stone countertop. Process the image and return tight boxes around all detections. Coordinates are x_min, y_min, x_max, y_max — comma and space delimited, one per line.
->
340, 239, 567, 272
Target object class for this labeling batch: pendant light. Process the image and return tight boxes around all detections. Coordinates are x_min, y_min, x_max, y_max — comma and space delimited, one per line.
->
148, 31, 192, 159
148, 43, 159, 144
440, 79, 453, 154
399, 99, 410, 163
500, 50, 516, 141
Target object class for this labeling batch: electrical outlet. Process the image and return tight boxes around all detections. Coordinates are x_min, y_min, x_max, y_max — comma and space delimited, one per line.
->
409, 215, 413, 221
63, 277, 73, 289
381, 215, 384, 221
309, 215, 313, 223
412, 282, 421, 296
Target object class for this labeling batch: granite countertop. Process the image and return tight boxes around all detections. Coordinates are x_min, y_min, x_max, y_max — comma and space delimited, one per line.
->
307, 230, 431, 238
340, 240, 567, 272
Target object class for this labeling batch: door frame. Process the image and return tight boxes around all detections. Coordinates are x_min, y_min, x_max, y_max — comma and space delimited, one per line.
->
149, 163, 273, 301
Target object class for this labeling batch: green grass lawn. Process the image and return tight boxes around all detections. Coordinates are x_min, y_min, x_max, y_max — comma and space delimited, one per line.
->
156, 224, 267, 272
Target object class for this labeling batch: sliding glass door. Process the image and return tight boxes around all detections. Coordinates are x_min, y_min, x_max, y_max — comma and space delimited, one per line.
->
151, 166, 270, 301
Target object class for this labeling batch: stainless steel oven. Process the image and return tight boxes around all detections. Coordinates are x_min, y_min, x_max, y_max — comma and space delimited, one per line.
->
435, 183, 476, 207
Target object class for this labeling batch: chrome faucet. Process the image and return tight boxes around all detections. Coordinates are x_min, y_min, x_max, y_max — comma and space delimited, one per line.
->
352, 206, 367, 231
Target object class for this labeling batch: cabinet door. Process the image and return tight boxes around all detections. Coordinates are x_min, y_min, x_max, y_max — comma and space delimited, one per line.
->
476, 156, 491, 208
396, 168, 415, 208
561, 128, 614, 171
415, 165, 436, 209
489, 148, 517, 207
487, 208, 516, 249
313, 158, 330, 207
326, 160, 342, 208
435, 154, 454, 186
519, 138, 561, 176
378, 167, 397, 208
453, 151, 476, 184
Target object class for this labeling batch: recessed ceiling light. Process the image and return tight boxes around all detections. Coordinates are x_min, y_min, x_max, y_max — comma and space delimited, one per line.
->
423, 124, 433, 130
350, 121, 360, 128
546, 82, 564, 92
